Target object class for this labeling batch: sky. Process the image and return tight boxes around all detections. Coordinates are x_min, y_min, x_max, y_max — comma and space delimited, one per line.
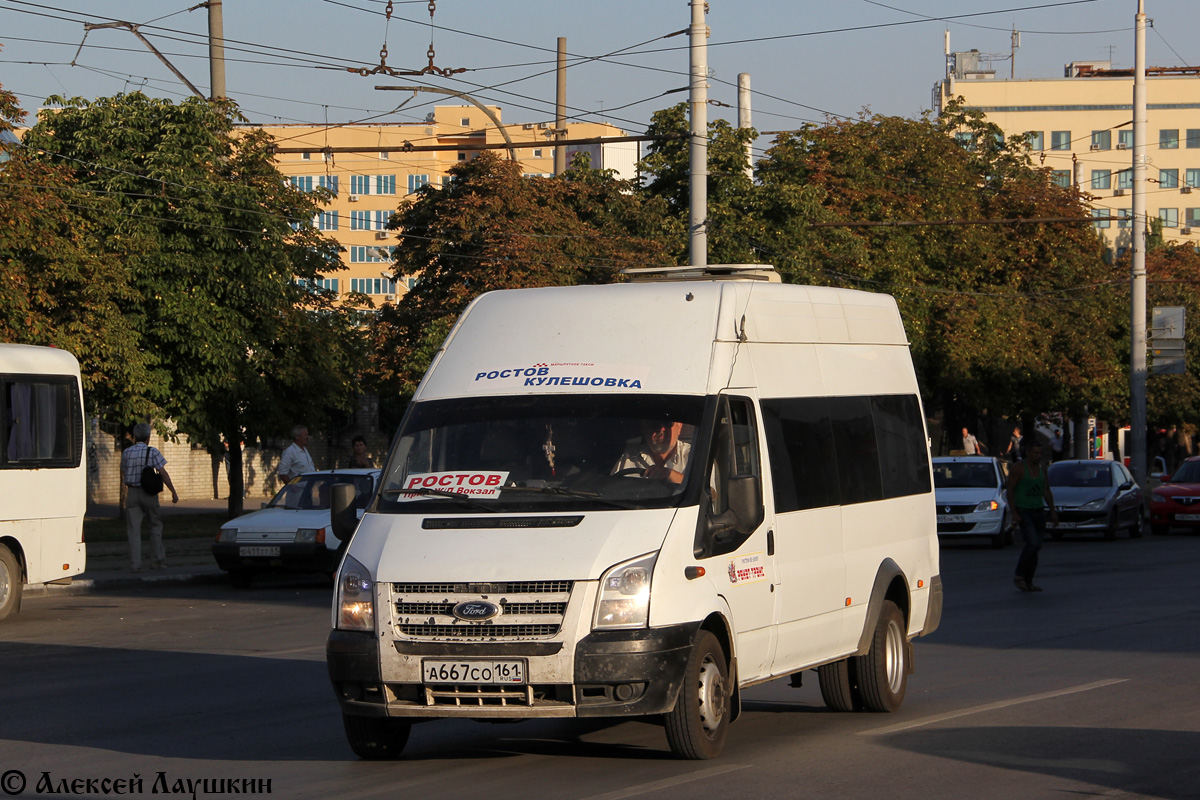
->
1, 0, 1198, 155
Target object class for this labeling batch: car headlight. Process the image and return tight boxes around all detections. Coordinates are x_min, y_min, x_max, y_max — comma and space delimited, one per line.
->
1152, 493, 1167, 504
974, 500, 999, 513
1079, 498, 1108, 510
594, 552, 657, 630
336, 555, 375, 632
295, 527, 326, 544
217, 528, 237, 543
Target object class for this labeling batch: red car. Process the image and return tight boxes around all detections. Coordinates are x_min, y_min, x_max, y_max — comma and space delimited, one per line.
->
1149, 456, 1200, 535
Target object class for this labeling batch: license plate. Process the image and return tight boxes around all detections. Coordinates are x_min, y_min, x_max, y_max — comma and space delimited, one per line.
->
423, 660, 526, 685
1177, 514, 1200, 521
1051, 521, 1076, 529
239, 546, 280, 557
937, 514, 966, 524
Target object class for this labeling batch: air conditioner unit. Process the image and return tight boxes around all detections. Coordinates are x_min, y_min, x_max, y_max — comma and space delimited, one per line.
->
347, 195, 359, 202
1089, 143, 1101, 151
1183, 186, 1194, 194
1183, 228, 1193, 235
384, 294, 396, 302
522, 123, 535, 130
1116, 142, 1128, 149
375, 231, 389, 240
1113, 189, 1126, 196
538, 122, 549, 129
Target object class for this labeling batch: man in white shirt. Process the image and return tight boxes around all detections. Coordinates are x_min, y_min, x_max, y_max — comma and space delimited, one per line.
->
278, 425, 316, 484
613, 420, 691, 484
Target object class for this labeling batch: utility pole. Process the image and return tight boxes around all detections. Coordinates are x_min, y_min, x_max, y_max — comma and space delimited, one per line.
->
208, 0, 226, 100
555, 37, 567, 176
689, 0, 708, 267
738, 73, 752, 180
1130, 0, 1149, 483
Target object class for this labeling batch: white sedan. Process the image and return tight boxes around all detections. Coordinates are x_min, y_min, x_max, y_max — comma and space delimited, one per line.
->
932, 456, 1013, 548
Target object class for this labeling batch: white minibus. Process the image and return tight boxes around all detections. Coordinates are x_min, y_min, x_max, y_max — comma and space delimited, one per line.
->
0, 344, 88, 620
327, 266, 942, 759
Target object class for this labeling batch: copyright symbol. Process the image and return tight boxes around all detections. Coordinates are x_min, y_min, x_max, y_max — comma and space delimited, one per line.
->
1, 770, 25, 796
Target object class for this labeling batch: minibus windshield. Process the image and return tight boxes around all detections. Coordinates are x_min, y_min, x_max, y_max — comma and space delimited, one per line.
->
378, 394, 707, 513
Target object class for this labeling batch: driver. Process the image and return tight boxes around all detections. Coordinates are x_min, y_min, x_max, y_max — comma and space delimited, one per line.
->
613, 420, 691, 484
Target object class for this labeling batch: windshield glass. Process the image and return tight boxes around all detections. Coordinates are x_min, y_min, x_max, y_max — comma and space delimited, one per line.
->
270, 473, 376, 511
932, 461, 998, 489
1170, 461, 1200, 483
378, 394, 707, 513
1048, 462, 1112, 488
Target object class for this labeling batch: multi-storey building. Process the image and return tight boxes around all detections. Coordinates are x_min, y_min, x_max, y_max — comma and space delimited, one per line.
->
252, 105, 637, 305
935, 52, 1200, 256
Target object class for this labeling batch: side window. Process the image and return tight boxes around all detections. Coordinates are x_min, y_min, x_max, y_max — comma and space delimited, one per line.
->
2, 377, 82, 468
871, 394, 931, 498
697, 396, 764, 558
761, 397, 840, 512
829, 396, 882, 505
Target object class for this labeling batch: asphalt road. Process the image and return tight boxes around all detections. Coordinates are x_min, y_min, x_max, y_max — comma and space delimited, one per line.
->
2, 533, 1199, 800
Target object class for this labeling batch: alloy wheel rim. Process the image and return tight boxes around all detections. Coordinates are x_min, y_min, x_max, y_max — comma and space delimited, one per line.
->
885, 618, 904, 694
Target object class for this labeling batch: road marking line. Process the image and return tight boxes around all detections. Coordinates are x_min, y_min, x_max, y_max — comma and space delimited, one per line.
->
580, 764, 752, 800
861, 678, 1129, 736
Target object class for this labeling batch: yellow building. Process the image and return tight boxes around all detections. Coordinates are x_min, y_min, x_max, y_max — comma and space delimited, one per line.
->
936, 55, 1200, 255
251, 106, 636, 304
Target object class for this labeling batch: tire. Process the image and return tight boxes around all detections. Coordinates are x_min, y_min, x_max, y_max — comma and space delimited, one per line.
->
1104, 510, 1118, 541
0, 544, 22, 622
664, 630, 731, 760
855, 600, 908, 713
818, 658, 862, 712
229, 570, 253, 589
1130, 506, 1144, 538
343, 714, 411, 760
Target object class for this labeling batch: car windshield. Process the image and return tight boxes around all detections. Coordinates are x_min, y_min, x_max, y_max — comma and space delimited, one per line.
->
1048, 463, 1112, 488
1170, 461, 1200, 483
378, 393, 707, 513
269, 473, 375, 511
932, 462, 998, 489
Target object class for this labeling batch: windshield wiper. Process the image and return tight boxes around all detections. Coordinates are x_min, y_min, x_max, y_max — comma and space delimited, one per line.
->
381, 486, 497, 512
500, 485, 636, 510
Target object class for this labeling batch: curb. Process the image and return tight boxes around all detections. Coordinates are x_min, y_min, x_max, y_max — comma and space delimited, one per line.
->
27, 570, 230, 596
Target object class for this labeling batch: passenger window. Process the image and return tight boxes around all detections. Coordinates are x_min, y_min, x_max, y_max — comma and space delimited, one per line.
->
829, 396, 882, 505
2, 378, 82, 468
696, 396, 764, 558
871, 394, 931, 498
761, 397, 840, 512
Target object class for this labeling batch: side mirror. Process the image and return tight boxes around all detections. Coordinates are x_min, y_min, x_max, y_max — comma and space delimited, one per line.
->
330, 483, 358, 544
707, 476, 764, 538
1118, 480, 1134, 491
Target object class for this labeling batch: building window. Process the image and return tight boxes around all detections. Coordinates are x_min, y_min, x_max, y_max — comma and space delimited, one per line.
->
374, 175, 396, 195
316, 210, 338, 231
350, 277, 396, 295
1160, 208, 1179, 228
1118, 209, 1132, 229
532, 148, 544, 158
954, 131, 975, 150
350, 175, 370, 195
407, 174, 430, 193
379, 151, 389, 160
1116, 169, 1133, 190
1160, 169, 1179, 189
458, 152, 467, 161
1091, 130, 1111, 150
350, 246, 394, 264
1092, 209, 1110, 229
1051, 170, 1072, 188
317, 175, 339, 195
1026, 131, 1044, 151
1187, 130, 1200, 149
1050, 131, 1071, 151
1119, 130, 1134, 149
460, 117, 470, 127
1161, 129, 1180, 149
301, 152, 311, 161
350, 210, 370, 230
1091, 170, 1111, 190
1187, 169, 1200, 189
289, 175, 313, 192
374, 210, 391, 230
1187, 208, 1200, 228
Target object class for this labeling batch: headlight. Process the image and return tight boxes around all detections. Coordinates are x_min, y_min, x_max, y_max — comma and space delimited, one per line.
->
217, 528, 237, 543
336, 555, 375, 632
594, 552, 657, 630
295, 527, 326, 544
1152, 493, 1167, 504
974, 500, 999, 513
1079, 498, 1108, 510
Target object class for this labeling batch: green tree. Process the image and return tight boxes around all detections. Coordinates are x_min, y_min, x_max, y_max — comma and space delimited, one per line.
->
22, 93, 362, 515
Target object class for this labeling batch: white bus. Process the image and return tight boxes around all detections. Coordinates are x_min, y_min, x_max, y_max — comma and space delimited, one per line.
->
0, 344, 88, 621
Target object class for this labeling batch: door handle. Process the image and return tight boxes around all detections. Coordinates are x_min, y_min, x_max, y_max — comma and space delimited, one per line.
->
767, 529, 774, 556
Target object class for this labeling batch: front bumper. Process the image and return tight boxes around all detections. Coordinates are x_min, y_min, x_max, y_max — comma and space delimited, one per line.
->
1047, 510, 1109, 532
936, 511, 1005, 536
212, 541, 339, 574
1149, 507, 1200, 527
327, 621, 699, 721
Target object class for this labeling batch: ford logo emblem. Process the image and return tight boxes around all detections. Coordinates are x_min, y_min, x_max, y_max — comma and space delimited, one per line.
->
452, 600, 501, 621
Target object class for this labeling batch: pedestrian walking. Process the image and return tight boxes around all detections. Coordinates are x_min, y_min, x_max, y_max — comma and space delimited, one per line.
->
120, 422, 179, 572
961, 427, 987, 456
1007, 440, 1058, 592
1004, 426, 1023, 463
344, 435, 375, 469
278, 425, 317, 484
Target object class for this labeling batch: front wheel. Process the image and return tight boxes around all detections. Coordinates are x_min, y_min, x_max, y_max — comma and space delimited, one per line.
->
0, 544, 22, 622
343, 714, 411, 760
855, 600, 908, 713
664, 630, 731, 759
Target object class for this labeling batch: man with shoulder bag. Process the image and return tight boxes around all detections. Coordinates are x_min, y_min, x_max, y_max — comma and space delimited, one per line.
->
121, 423, 179, 573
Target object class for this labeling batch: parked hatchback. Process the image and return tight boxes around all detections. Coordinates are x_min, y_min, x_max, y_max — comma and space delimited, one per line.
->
213, 469, 379, 587
932, 456, 1013, 548
1046, 459, 1142, 540
1149, 456, 1200, 535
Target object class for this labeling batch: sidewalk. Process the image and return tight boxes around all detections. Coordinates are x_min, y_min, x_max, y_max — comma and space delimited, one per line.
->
29, 498, 235, 596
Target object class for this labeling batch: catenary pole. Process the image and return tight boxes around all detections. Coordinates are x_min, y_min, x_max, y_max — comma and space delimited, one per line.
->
555, 37, 567, 176
689, 0, 708, 267
208, 0, 226, 100
1130, 0, 1148, 483
738, 73, 752, 179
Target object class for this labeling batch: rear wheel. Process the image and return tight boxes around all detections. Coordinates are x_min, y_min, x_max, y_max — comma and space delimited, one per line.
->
343, 714, 411, 760
664, 630, 730, 759
0, 544, 22, 622
855, 600, 907, 713
818, 658, 862, 711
